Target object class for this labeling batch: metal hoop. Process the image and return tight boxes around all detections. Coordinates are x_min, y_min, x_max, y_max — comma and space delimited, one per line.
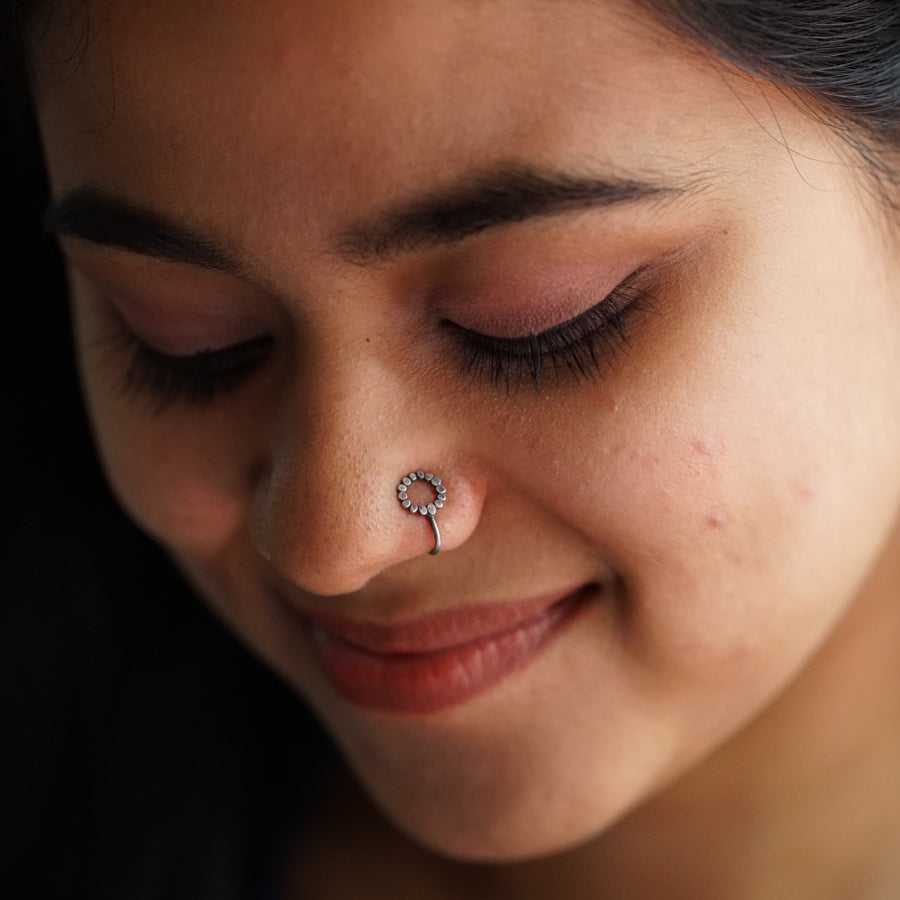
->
396, 471, 447, 556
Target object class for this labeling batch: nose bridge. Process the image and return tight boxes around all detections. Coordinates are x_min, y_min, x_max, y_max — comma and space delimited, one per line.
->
251, 342, 472, 596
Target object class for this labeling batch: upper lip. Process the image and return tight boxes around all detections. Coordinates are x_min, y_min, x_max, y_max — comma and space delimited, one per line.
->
302, 584, 593, 655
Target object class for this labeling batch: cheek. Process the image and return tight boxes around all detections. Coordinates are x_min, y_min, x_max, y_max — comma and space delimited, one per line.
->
71, 288, 263, 558
97, 412, 254, 557
494, 247, 899, 693
78, 355, 259, 559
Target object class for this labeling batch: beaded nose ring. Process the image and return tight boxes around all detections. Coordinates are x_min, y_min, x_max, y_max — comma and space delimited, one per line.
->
396, 471, 447, 556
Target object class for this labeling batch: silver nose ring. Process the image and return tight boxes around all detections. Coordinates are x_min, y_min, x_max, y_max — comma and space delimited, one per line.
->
396, 471, 447, 556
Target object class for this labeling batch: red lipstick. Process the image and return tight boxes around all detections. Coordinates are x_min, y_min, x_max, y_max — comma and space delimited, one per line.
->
304, 586, 592, 715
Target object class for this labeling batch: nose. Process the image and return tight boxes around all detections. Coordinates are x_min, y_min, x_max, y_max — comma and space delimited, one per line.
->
250, 350, 483, 596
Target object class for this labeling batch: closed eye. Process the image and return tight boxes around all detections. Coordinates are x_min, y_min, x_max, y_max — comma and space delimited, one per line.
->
447, 266, 652, 392
103, 318, 274, 412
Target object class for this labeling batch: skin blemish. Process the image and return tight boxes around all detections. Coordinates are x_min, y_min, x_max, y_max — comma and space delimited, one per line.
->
794, 475, 819, 503
691, 434, 722, 459
690, 434, 723, 476
704, 509, 728, 530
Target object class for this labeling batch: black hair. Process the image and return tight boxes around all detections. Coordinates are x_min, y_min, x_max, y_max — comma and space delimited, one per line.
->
644, 0, 900, 199
2, 2, 899, 897
652, 1, 900, 143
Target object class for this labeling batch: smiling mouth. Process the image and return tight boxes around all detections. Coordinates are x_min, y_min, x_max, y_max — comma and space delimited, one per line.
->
303, 585, 596, 715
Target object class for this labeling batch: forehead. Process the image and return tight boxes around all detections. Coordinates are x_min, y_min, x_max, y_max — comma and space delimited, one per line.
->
33, 0, 812, 264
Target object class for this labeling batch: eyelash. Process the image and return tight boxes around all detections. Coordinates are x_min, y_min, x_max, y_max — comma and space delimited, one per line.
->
104, 319, 274, 412
450, 266, 652, 392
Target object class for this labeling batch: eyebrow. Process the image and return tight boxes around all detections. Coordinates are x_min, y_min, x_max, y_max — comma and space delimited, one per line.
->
338, 165, 687, 263
45, 164, 688, 271
45, 187, 244, 274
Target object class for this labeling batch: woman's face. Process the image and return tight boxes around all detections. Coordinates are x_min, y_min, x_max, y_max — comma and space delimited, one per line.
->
38, 0, 900, 861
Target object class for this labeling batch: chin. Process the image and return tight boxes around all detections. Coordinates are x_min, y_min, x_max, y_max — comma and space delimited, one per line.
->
394, 812, 607, 864
334, 717, 648, 866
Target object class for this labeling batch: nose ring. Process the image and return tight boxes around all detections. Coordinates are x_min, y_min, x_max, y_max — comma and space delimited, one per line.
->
396, 471, 447, 556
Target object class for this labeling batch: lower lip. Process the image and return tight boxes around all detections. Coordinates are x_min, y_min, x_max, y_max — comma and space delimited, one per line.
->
305, 588, 593, 715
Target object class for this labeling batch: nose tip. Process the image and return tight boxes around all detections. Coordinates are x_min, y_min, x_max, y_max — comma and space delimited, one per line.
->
248, 341, 483, 595
252, 459, 483, 597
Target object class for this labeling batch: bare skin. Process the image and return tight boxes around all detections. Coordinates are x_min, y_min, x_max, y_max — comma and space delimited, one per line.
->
35, 0, 900, 896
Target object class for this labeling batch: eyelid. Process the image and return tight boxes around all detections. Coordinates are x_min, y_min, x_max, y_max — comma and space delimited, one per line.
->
108, 293, 272, 357
97, 306, 275, 412
67, 254, 273, 356
447, 265, 653, 391
125, 332, 273, 412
